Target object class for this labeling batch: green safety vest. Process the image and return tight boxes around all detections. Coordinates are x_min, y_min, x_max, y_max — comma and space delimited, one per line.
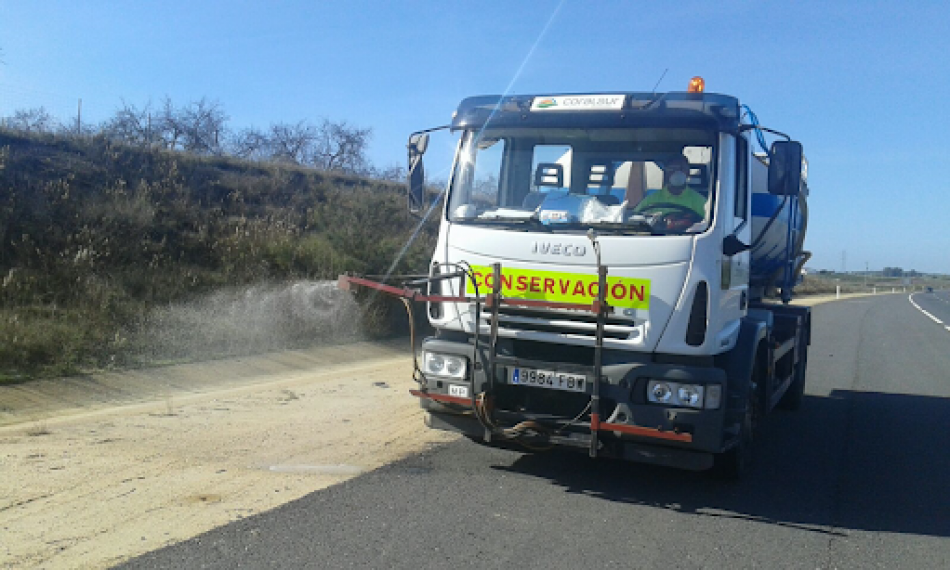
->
632, 186, 706, 218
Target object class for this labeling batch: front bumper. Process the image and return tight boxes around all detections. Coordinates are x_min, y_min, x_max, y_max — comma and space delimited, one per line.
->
414, 338, 731, 470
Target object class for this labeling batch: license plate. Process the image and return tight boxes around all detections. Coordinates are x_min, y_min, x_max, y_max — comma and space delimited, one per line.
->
509, 367, 587, 393
448, 384, 469, 398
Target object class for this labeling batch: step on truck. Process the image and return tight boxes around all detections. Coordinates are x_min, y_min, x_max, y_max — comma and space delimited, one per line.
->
339, 77, 811, 478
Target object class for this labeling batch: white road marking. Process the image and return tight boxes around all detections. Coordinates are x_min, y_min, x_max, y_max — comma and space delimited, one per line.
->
919, 309, 942, 323
908, 293, 948, 329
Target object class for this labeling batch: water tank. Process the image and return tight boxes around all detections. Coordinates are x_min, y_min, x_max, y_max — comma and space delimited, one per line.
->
749, 154, 809, 299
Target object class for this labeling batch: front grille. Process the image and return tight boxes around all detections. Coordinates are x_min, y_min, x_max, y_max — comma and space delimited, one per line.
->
480, 306, 636, 340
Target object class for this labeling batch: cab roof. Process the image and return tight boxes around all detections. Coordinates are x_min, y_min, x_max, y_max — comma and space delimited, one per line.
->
451, 92, 741, 132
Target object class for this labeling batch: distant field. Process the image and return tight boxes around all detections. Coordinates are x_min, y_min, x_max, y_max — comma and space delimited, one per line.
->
795, 272, 947, 297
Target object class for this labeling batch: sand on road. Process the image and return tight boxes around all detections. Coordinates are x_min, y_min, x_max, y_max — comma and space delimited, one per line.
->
0, 339, 456, 569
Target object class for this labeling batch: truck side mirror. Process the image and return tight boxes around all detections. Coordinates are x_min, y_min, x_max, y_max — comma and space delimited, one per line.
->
768, 141, 804, 196
407, 133, 429, 214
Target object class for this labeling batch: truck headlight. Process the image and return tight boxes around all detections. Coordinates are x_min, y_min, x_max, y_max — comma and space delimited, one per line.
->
423, 351, 468, 380
650, 382, 673, 403
677, 385, 702, 407
646, 381, 721, 410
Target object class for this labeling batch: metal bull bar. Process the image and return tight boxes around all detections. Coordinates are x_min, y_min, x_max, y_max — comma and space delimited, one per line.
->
338, 264, 688, 456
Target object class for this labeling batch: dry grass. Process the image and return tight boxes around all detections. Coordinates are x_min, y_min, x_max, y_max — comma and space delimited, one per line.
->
0, 129, 436, 381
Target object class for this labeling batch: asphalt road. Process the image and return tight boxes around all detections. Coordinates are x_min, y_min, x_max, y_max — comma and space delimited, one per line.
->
119, 294, 950, 570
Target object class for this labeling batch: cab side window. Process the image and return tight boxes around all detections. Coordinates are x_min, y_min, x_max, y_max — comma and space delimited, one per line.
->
735, 136, 748, 220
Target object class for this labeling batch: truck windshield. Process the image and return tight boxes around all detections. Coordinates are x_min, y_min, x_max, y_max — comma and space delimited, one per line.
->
448, 127, 716, 235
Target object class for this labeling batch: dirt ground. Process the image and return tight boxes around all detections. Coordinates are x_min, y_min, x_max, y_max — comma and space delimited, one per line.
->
0, 339, 456, 569
0, 294, 860, 569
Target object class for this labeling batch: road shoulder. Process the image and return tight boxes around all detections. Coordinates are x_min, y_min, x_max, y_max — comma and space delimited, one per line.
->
0, 339, 456, 569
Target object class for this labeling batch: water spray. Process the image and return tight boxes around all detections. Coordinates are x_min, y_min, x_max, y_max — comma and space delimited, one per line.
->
136, 280, 363, 365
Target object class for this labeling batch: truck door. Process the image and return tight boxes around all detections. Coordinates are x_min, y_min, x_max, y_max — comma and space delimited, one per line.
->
719, 133, 752, 330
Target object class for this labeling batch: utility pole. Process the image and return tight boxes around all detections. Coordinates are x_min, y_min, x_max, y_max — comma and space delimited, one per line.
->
77, 98, 82, 136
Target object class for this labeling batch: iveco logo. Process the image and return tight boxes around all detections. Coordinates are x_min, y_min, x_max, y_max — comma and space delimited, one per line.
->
531, 241, 587, 256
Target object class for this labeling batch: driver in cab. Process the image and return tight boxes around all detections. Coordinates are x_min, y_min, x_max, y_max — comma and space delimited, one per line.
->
631, 155, 706, 226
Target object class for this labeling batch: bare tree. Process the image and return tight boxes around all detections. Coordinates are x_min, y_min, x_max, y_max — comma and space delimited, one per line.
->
6, 107, 58, 134
268, 121, 317, 164
102, 100, 155, 146
175, 98, 227, 155
227, 126, 271, 161
0, 87, 388, 180
227, 119, 372, 173
155, 96, 186, 151
149, 97, 228, 155
311, 119, 371, 174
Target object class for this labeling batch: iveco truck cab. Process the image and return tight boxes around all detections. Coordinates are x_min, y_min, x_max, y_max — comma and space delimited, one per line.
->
343, 78, 811, 478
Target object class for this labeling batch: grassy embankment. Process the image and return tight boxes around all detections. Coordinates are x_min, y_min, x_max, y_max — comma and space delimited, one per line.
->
0, 129, 436, 383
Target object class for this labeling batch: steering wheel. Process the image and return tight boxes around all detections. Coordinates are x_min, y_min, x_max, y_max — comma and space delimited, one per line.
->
637, 202, 703, 232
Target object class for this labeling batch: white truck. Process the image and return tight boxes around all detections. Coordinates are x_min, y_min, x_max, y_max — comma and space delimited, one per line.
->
341, 79, 810, 478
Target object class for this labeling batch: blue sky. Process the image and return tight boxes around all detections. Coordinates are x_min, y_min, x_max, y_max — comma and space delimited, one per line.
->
1, 0, 949, 274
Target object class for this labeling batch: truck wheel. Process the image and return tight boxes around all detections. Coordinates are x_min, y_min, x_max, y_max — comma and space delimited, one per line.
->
711, 389, 755, 480
777, 346, 808, 411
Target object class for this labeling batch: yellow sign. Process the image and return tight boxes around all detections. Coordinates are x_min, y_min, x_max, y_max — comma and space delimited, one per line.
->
466, 265, 650, 309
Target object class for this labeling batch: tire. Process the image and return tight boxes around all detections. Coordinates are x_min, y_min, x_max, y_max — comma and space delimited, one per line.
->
777, 345, 808, 411
711, 375, 761, 481
712, 345, 767, 480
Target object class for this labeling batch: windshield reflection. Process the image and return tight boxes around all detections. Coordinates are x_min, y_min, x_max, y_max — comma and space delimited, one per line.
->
448, 127, 716, 235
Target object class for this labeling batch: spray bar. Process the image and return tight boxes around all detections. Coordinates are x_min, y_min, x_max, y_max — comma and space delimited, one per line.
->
409, 391, 693, 443
337, 274, 612, 314
596, 421, 693, 443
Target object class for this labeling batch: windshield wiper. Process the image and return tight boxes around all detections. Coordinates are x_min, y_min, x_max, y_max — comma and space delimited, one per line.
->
457, 215, 660, 235
549, 220, 658, 235
596, 220, 658, 234
461, 215, 549, 231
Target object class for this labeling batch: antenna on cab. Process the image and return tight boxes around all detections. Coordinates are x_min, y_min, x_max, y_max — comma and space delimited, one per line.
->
652, 68, 669, 95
